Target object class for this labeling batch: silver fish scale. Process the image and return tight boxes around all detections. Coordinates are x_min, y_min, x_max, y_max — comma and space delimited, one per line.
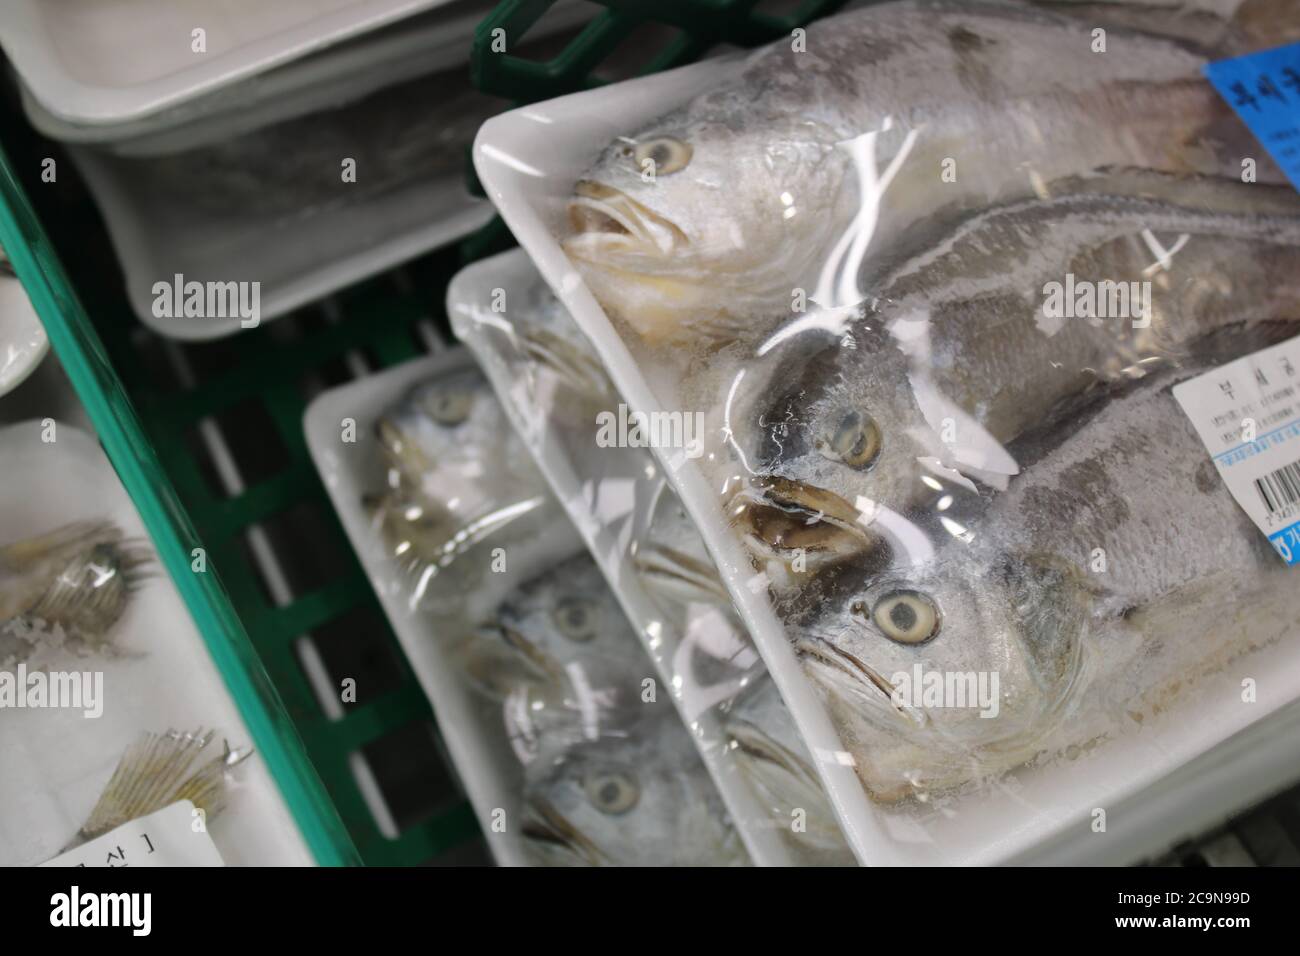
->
986, 372, 1277, 608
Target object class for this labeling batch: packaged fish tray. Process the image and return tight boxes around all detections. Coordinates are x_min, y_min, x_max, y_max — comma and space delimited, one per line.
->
474, 0, 1300, 863
449, 248, 858, 865
0, 0, 458, 130
304, 346, 752, 865
1, 419, 314, 867
71, 57, 501, 340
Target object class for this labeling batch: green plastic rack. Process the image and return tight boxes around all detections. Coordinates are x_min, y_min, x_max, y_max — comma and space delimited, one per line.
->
0, 0, 847, 865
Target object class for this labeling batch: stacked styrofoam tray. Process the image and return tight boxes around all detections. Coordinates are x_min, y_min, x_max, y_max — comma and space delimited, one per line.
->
448, 249, 858, 866
472, 60, 1300, 865
0, 0, 457, 129
304, 349, 548, 866
18, 1, 593, 155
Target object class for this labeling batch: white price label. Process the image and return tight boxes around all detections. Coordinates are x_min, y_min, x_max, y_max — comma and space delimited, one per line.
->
1173, 334, 1300, 566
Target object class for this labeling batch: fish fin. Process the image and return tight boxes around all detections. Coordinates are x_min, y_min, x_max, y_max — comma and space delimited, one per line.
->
0, 521, 123, 570
71, 728, 245, 847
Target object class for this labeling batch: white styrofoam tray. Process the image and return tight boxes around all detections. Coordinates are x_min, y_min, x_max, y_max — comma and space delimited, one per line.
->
0, 265, 49, 397
304, 348, 578, 866
473, 59, 1300, 865
20, 0, 594, 156
0, 421, 312, 867
448, 249, 857, 866
72, 67, 495, 339
0, 0, 454, 128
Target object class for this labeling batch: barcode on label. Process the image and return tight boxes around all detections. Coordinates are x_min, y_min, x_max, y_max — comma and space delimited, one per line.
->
1254, 460, 1300, 516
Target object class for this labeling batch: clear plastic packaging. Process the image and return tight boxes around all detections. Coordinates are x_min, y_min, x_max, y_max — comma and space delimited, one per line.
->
450, 248, 857, 864
72, 59, 499, 339
476, 0, 1300, 863
305, 347, 751, 865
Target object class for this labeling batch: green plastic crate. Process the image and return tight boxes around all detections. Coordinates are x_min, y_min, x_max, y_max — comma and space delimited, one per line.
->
0, 0, 845, 866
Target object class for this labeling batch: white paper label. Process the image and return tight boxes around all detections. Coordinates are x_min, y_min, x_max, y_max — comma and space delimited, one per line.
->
40, 800, 225, 867
1173, 334, 1300, 565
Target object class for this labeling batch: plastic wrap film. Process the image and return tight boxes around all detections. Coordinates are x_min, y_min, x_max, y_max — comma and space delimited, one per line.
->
475, 0, 1300, 863
312, 349, 750, 865
450, 249, 856, 865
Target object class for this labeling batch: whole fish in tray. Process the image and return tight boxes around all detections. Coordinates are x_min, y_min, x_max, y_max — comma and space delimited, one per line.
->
788, 347, 1300, 801
521, 707, 749, 866
367, 368, 575, 619
463, 554, 652, 761
724, 171, 1300, 575
634, 487, 854, 862
564, 0, 1275, 344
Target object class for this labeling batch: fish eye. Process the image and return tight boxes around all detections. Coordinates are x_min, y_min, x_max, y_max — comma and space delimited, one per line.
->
423, 386, 474, 426
870, 590, 940, 645
633, 137, 693, 176
583, 769, 639, 815
552, 596, 599, 643
817, 409, 882, 471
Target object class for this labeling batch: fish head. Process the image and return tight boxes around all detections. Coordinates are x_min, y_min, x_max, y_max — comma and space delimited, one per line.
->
730, 328, 959, 573
795, 548, 1092, 796
374, 370, 486, 480
520, 723, 745, 866
564, 108, 851, 341
460, 558, 645, 749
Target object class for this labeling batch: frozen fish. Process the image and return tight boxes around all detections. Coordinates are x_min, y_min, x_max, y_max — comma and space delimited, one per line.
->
565, 0, 1273, 343
367, 369, 573, 615
462, 555, 652, 759
728, 172, 1300, 572
791, 354, 1300, 799
721, 677, 856, 863
520, 709, 749, 865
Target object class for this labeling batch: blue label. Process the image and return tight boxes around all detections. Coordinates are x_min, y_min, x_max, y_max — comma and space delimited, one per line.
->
1268, 522, 1300, 565
1205, 42, 1300, 191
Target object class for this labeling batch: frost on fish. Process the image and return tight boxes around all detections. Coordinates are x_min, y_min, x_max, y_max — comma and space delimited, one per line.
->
788, 353, 1300, 802
724, 171, 1300, 575
564, 0, 1275, 345
1028, 0, 1300, 56
0, 521, 151, 668
520, 708, 749, 866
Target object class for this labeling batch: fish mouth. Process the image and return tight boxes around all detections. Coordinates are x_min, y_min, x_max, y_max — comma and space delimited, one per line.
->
521, 796, 609, 866
728, 476, 880, 570
795, 637, 929, 729
565, 180, 689, 260
633, 542, 731, 607
516, 327, 611, 400
725, 716, 823, 794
